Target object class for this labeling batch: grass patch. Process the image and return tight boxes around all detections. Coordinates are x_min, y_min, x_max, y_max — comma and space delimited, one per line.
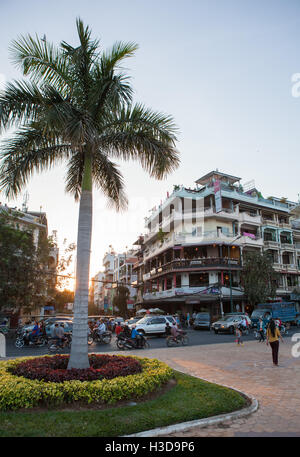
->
0, 371, 247, 437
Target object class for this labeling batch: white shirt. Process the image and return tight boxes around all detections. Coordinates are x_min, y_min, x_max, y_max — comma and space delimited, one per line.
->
97, 323, 106, 334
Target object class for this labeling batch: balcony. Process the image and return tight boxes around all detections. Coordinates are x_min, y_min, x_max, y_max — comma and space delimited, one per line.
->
262, 218, 279, 227
279, 222, 291, 229
240, 234, 264, 247
281, 264, 298, 272
264, 240, 280, 249
204, 206, 239, 221
147, 257, 242, 278
280, 243, 295, 250
239, 212, 262, 225
174, 230, 240, 245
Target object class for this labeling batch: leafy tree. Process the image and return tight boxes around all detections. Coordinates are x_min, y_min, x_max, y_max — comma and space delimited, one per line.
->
112, 285, 130, 318
241, 251, 278, 308
0, 19, 179, 368
0, 212, 49, 313
53, 289, 74, 313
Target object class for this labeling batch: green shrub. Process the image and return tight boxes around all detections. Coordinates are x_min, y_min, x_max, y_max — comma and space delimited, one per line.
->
0, 355, 174, 411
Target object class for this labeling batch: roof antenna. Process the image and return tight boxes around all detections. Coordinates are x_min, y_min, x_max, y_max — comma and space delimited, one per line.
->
22, 191, 29, 212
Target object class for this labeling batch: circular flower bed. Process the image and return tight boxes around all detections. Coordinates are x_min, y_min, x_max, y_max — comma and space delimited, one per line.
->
8, 354, 142, 382
0, 355, 174, 411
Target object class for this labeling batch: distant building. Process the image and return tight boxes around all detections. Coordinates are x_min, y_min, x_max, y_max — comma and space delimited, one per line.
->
0, 203, 59, 321
133, 171, 300, 318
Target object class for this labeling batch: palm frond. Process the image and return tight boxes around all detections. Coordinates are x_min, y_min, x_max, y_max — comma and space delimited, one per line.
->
64, 151, 84, 201
100, 41, 138, 73
9, 34, 71, 94
0, 126, 71, 198
0, 79, 44, 132
98, 103, 180, 179
92, 151, 128, 211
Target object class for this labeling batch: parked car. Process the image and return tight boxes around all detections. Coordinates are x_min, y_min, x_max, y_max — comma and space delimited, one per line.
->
193, 312, 211, 330
125, 317, 141, 326
45, 321, 73, 337
21, 316, 72, 332
225, 313, 251, 326
211, 315, 248, 334
130, 315, 176, 335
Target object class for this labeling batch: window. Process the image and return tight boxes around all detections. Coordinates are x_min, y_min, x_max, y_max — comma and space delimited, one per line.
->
189, 273, 209, 287
151, 318, 166, 324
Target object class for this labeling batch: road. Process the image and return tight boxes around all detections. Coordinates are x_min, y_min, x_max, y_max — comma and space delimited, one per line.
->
5, 326, 299, 358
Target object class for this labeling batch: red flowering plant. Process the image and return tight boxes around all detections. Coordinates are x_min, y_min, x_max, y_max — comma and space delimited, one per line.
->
9, 354, 142, 382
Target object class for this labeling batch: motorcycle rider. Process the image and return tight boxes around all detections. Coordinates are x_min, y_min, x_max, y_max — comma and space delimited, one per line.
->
115, 322, 123, 336
123, 322, 132, 339
165, 322, 172, 337
96, 319, 106, 338
56, 323, 67, 348
29, 320, 40, 343
170, 322, 180, 342
131, 325, 143, 348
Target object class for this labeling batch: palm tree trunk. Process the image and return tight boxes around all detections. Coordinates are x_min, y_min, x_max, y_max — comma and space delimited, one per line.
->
68, 154, 93, 369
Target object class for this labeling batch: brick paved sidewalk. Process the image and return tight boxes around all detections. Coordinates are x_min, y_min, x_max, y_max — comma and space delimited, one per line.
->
135, 336, 300, 437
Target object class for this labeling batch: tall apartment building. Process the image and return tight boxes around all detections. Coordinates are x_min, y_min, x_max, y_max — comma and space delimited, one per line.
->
93, 249, 139, 313
112, 251, 138, 310
101, 250, 115, 312
133, 171, 300, 318
91, 271, 105, 308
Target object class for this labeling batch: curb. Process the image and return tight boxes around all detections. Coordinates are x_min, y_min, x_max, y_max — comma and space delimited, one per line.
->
123, 375, 259, 437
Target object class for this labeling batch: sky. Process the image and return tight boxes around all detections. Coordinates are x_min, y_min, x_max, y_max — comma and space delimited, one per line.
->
1, 0, 300, 280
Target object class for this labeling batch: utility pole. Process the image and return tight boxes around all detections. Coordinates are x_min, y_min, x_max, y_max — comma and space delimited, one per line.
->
228, 234, 242, 313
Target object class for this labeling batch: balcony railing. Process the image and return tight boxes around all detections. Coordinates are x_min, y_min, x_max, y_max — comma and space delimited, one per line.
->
280, 243, 295, 250
239, 212, 262, 225
264, 240, 280, 248
146, 257, 242, 278
262, 218, 279, 227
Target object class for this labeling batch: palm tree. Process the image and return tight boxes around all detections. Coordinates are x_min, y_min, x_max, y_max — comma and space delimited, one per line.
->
0, 19, 179, 369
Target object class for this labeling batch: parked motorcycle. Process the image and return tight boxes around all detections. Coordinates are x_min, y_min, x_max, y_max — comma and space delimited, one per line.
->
166, 331, 189, 347
15, 331, 48, 348
116, 333, 150, 350
47, 334, 72, 353
88, 327, 112, 345
0, 325, 9, 336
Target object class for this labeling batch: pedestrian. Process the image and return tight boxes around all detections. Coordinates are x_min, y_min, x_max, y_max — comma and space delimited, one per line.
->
235, 325, 244, 346
257, 318, 265, 342
266, 318, 283, 366
186, 312, 190, 328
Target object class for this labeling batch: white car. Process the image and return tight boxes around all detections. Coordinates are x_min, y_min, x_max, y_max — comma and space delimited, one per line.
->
130, 315, 177, 335
211, 314, 251, 334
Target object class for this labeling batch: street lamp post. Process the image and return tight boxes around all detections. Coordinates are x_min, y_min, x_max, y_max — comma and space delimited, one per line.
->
227, 234, 242, 313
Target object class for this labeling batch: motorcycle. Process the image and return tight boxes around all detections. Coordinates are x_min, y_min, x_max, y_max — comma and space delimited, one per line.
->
0, 325, 9, 335
47, 334, 72, 353
166, 331, 189, 347
15, 331, 48, 348
116, 333, 150, 350
88, 327, 112, 345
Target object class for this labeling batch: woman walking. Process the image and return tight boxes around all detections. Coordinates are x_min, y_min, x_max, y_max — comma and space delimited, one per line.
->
266, 319, 284, 366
